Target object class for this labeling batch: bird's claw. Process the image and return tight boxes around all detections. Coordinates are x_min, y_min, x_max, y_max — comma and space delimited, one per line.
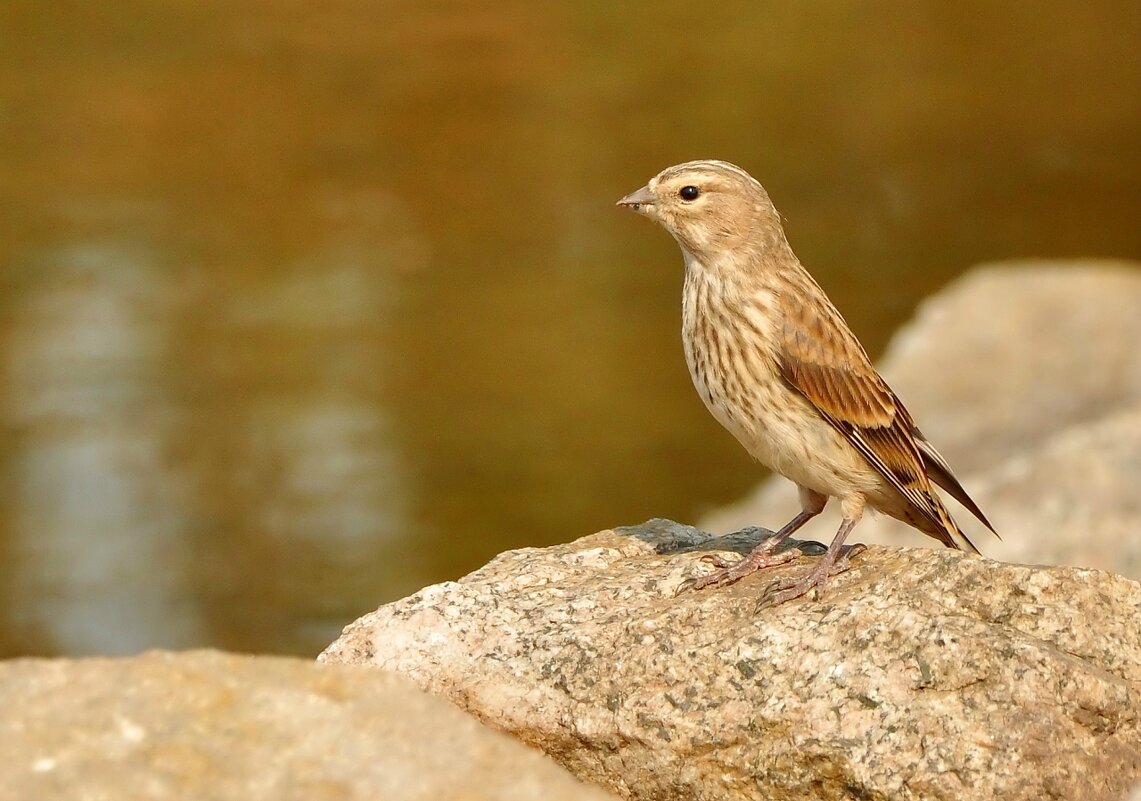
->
674, 577, 698, 596
754, 543, 866, 610
676, 544, 805, 596
675, 552, 741, 596
698, 552, 743, 569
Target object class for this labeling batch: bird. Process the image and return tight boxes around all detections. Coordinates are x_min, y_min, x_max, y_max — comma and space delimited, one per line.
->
617, 160, 997, 605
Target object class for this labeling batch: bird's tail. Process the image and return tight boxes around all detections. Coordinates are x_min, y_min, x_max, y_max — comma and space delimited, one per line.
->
931, 494, 981, 555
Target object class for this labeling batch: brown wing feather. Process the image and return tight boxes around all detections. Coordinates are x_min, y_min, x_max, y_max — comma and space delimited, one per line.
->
776, 285, 982, 551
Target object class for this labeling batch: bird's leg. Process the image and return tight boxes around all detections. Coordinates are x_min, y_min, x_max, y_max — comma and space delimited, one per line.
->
697, 510, 814, 572
682, 488, 826, 592
759, 496, 866, 607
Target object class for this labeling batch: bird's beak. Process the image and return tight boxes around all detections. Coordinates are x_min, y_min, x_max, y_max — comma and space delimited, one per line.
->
616, 185, 654, 211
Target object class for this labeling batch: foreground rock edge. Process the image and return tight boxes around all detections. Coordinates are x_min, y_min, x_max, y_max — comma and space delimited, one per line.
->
0, 649, 620, 801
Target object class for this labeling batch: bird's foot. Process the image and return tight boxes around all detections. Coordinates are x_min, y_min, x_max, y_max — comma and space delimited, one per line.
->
677, 537, 804, 595
755, 543, 867, 609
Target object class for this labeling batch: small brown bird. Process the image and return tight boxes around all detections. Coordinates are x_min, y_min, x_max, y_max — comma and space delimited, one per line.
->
618, 160, 997, 604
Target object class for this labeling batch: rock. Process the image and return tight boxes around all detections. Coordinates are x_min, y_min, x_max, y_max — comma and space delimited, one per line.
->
969, 406, 1141, 575
703, 261, 1141, 578
0, 650, 619, 801
320, 520, 1141, 801
879, 261, 1141, 471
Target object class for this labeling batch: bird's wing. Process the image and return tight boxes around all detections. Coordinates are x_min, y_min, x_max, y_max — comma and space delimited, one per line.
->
776, 290, 986, 552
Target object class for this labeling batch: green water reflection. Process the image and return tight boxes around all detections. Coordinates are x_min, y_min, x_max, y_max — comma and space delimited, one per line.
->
1, 2, 1139, 656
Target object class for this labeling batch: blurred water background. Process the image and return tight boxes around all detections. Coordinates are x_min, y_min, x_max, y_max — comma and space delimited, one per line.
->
1, 2, 1139, 657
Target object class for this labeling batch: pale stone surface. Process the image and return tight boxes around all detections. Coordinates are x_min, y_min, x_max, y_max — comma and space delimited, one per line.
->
878, 260, 1141, 472
321, 520, 1141, 801
0, 650, 619, 801
702, 261, 1141, 579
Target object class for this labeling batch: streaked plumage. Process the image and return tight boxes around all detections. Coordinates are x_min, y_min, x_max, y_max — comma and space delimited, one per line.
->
618, 160, 997, 604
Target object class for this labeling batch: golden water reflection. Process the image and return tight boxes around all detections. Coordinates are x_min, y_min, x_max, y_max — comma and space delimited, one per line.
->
1, 2, 1138, 655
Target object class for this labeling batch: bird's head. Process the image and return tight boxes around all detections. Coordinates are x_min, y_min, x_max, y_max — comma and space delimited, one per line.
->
617, 160, 785, 260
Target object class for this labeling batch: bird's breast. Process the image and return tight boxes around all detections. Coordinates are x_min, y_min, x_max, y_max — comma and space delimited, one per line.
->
680, 266, 856, 488
681, 267, 781, 436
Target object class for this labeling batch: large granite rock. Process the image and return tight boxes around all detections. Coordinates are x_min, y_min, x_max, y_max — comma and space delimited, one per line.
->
320, 520, 1141, 801
0, 650, 619, 801
703, 261, 1141, 579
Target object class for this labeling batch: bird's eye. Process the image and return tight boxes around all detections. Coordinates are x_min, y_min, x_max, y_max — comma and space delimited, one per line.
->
678, 185, 701, 201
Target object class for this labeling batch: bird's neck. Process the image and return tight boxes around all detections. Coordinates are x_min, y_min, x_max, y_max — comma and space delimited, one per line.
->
680, 229, 797, 290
